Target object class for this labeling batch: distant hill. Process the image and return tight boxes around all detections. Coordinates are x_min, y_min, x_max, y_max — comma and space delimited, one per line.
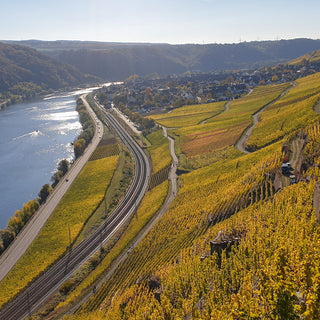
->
0, 42, 98, 94
4, 38, 320, 81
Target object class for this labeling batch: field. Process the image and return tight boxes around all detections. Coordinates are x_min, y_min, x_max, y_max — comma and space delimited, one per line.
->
146, 129, 172, 174
0, 155, 119, 308
247, 72, 320, 150
169, 83, 290, 165
150, 102, 226, 128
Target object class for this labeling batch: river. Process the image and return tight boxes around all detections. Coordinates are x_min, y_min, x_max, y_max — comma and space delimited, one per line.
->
0, 86, 102, 229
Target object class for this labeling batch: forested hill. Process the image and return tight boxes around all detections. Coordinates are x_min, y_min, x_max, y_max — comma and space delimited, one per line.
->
0, 42, 98, 94
5, 38, 320, 80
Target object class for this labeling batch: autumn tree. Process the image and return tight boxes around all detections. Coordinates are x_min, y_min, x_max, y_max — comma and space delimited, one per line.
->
74, 138, 86, 158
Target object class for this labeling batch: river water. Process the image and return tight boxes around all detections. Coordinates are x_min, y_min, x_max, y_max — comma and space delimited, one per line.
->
0, 86, 101, 228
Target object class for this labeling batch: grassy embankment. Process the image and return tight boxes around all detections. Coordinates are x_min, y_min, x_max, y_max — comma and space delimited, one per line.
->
64, 75, 320, 319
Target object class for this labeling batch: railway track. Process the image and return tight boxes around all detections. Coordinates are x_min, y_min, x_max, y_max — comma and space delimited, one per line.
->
0, 103, 150, 320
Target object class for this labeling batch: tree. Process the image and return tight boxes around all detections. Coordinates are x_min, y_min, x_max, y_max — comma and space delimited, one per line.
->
57, 159, 69, 175
38, 183, 53, 204
74, 138, 86, 158
0, 229, 14, 252
51, 170, 64, 187
142, 118, 155, 130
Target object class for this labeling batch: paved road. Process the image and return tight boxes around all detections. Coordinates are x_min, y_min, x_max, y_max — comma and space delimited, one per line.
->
0, 99, 151, 320
0, 94, 103, 283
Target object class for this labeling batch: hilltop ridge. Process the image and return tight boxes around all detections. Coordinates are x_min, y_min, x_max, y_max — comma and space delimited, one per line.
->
5, 38, 320, 80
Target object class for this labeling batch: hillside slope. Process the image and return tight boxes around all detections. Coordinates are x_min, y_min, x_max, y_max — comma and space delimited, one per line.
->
59, 72, 320, 319
5, 38, 320, 80
0, 42, 97, 94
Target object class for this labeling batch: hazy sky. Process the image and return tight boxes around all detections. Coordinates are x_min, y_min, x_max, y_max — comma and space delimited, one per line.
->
1, 0, 319, 44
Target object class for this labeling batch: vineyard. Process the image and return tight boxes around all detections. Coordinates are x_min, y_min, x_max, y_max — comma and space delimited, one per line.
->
60, 69, 320, 319
247, 72, 320, 150
146, 129, 172, 174
63, 113, 320, 320
149, 101, 226, 128
66, 140, 284, 317
149, 165, 170, 190
89, 143, 120, 161
171, 83, 289, 162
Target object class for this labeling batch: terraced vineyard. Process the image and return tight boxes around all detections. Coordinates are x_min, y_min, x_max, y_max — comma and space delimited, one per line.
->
61, 70, 320, 319
247, 72, 320, 150
150, 102, 226, 128
69, 142, 282, 317
169, 83, 289, 167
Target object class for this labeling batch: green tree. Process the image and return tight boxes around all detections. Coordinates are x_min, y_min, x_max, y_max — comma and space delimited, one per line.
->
0, 229, 14, 252
38, 183, 53, 204
58, 159, 69, 175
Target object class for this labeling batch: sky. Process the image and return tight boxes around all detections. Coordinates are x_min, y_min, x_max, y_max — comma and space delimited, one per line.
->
1, 0, 319, 44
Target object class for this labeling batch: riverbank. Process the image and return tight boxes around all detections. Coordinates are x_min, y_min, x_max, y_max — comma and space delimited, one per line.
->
0, 94, 103, 282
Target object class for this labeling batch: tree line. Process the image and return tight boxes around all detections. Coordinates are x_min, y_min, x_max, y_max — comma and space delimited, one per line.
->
73, 98, 95, 158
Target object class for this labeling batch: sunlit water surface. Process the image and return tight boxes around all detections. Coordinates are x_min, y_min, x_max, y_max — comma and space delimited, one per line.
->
0, 87, 101, 228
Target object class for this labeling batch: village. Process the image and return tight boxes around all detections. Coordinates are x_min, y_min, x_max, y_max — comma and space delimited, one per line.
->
97, 58, 320, 120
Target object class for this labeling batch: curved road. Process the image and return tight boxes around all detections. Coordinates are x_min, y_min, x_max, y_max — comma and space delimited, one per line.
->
0, 101, 151, 320
0, 94, 103, 283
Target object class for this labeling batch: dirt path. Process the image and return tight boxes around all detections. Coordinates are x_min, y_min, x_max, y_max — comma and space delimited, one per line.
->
200, 101, 230, 124
236, 84, 293, 154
